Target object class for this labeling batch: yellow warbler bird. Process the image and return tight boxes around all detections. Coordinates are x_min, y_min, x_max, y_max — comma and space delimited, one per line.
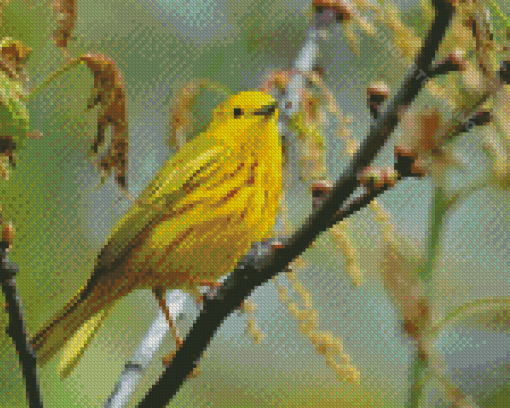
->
31, 91, 282, 378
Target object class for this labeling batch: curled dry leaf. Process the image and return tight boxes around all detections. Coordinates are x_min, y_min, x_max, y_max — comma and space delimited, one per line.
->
354, 0, 420, 62
0, 37, 31, 80
260, 69, 292, 95
169, 79, 230, 150
400, 107, 443, 155
304, 68, 352, 162
169, 79, 208, 149
0, 38, 31, 179
242, 300, 264, 344
398, 107, 465, 186
378, 240, 429, 339
262, 68, 342, 120
52, 0, 77, 48
79, 54, 128, 190
289, 109, 326, 182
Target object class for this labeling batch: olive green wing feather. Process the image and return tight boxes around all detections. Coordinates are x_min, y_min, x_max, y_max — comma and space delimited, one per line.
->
95, 136, 232, 273
31, 137, 232, 376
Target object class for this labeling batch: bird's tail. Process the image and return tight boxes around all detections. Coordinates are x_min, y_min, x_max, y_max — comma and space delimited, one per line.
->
30, 276, 118, 379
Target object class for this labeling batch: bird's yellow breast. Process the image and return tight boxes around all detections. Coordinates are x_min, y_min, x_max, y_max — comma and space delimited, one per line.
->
126, 117, 282, 291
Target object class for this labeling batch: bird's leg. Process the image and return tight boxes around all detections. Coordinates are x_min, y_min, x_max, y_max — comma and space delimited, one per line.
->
152, 286, 183, 367
191, 279, 223, 310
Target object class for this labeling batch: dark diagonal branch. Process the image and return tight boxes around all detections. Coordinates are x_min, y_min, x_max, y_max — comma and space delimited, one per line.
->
136, 1, 456, 406
1, 241, 43, 408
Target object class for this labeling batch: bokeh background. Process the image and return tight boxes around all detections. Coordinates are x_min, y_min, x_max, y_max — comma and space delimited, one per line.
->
1, 0, 510, 406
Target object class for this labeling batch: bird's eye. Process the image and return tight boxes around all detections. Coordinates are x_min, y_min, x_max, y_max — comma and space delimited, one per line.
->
233, 108, 243, 118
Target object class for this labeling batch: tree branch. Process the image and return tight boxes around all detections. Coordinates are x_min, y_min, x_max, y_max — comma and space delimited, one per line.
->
1, 243, 43, 408
137, 1, 456, 406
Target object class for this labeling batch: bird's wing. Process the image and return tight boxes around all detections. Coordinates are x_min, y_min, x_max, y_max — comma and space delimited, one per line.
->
94, 136, 232, 273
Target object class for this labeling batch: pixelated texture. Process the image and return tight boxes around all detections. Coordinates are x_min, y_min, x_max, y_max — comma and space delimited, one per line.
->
0, 0, 510, 407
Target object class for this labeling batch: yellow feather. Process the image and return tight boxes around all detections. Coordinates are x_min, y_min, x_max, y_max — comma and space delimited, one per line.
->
31, 91, 282, 378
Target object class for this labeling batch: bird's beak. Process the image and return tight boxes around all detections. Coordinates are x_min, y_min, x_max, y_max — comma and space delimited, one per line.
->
254, 103, 277, 117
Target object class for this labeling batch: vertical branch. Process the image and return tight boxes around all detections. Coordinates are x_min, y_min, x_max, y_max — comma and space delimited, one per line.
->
1, 238, 43, 407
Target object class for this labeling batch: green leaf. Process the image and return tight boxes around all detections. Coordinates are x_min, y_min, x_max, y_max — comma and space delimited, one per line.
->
0, 69, 29, 150
460, 303, 510, 335
424, 298, 510, 341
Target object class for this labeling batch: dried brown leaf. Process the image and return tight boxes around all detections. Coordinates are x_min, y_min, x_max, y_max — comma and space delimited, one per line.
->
398, 107, 466, 185
79, 54, 128, 190
169, 79, 207, 149
260, 70, 292, 95
0, 37, 31, 80
378, 240, 429, 338
169, 79, 230, 149
53, 0, 77, 48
